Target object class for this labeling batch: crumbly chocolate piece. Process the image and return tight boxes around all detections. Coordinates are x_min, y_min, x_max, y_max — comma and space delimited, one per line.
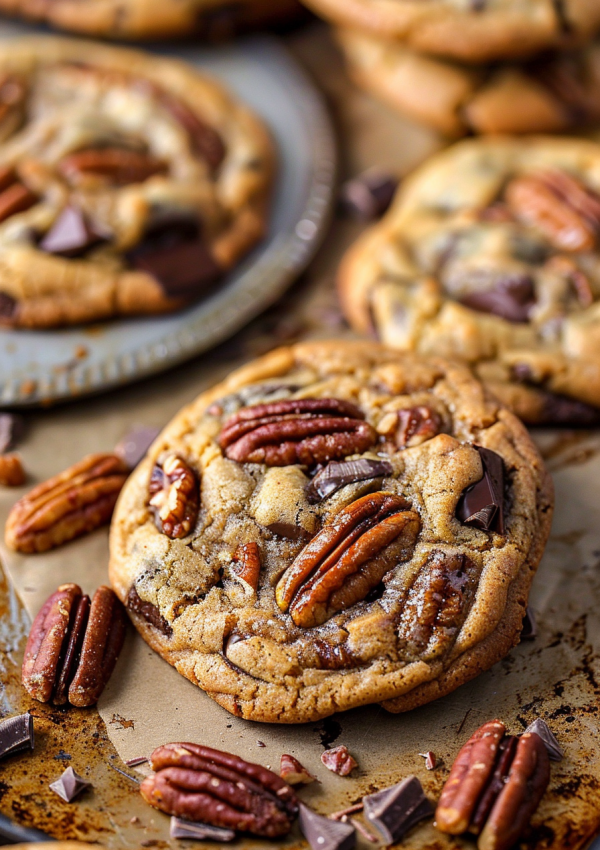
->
363, 775, 432, 843
0, 713, 34, 760
298, 803, 356, 850
524, 719, 564, 761
49, 766, 91, 802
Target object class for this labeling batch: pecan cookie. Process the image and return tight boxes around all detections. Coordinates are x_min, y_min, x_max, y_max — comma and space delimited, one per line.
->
0, 0, 303, 40
301, 0, 600, 64
109, 341, 553, 723
0, 37, 273, 328
339, 137, 600, 425
338, 29, 600, 137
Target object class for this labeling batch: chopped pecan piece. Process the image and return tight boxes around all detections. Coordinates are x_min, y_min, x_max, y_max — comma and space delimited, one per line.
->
435, 720, 550, 850
149, 453, 199, 539
395, 406, 441, 448
219, 398, 377, 468
280, 754, 316, 786
59, 147, 168, 186
140, 742, 298, 838
4, 453, 128, 553
276, 492, 420, 628
229, 542, 261, 592
0, 452, 24, 486
321, 746, 357, 776
22, 583, 127, 707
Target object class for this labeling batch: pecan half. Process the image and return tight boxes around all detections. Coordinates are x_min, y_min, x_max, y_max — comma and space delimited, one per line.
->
0, 167, 37, 224
22, 583, 127, 707
148, 453, 199, 539
276, 492, 420, 628
435, 721, 550, 850
0, 452, 25, 486
321, 746, 357, 776
5, 453, 128, 553
59, 147, 168, 186
395, 406, 441, 448
505, 169, 600, 252
140, 742, 298, 838
219, 398, 377, 468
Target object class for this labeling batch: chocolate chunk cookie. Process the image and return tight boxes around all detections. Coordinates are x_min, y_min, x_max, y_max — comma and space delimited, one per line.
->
109, 341, 553, 723
338, 29, 600, 137
339, 138, 600, 425
0, 0, 303, 40
0, 37, 273, 328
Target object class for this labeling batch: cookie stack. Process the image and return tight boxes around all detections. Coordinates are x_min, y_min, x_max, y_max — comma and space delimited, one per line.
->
301, 0, 600, 136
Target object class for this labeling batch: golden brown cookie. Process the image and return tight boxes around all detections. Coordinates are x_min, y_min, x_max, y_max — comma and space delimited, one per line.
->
339, 137, 600, 425
0, 37, 273, 328
109, 340, 553, 723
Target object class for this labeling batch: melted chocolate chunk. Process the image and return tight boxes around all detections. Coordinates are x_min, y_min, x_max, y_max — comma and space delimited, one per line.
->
267, 522, 312, 541
127, 586, 173, 637
170, 817, 235, 841
363, 776, 432, 843
298, 803, 356, 850
49, 766, 90, 802
39, 205, 108, 257
0, 412, 25, 454
459, 274, 535, 323
340, 169, 398, 221
306, 458, 393, 503
114, 425, 160, 470
524, 719, 564, 761
0, 714, 34, 760
0, 291, 17, 319
456, 446, 505, 534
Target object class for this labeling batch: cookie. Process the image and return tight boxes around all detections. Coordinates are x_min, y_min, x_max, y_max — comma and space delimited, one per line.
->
338, 29, 600, 137
302, 0, 600, 64
109, 340, 553, 724
339, 137, 600, 425
0, 0, 303, 40
0, 37, 273, 328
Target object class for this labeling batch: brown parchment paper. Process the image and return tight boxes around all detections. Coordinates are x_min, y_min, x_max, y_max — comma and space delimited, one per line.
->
0, 22, 599, 850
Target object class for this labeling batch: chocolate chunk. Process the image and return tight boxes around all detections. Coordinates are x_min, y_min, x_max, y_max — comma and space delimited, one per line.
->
298, 803, 356, 850
339, 169, 398, 221
458, 274, 535, 323
170, 816, 236, 841
126, 586, 173, 637
39, 205, 108, 257
0, 412, 25, 454
0, 714, 34, 760
307, 458, 393, 503
521, 606, 537, 640
158, 93, 225, 170
267, 522, 311, 541
49, 766, 90, 802
0, 291, 17, 319
456, 445, 505, 534
524, 719, 564, 761
363, 775, 433, 844
114, 425, 160, 470
541, 392, 600, 425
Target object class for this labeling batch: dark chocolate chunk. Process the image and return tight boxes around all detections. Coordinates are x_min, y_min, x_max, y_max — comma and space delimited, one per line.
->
524, 719, 564, 761
541, 392, 600, 426
0, 412, 25, 454
456, 445, 505, 534
126, 586, 173, 637
521, 606, 537, 640
0, 291, 17, 319
267, 522, 312, 541
363, 775, 433, 844
339, 169, 398, 221
0, 713, 34, 760
170, 816, 235, 841
307, 458, 393, 503
39, 205, 108, 257
49, 766, 90, 802
114, 425, 160, 470
458, 273, 535, 323
298, 803, 356, 850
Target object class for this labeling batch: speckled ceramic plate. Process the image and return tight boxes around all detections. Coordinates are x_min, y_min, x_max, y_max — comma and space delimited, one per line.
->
0, 31, 336, 406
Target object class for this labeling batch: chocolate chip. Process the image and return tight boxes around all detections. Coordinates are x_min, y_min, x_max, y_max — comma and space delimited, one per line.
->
114, 425, 160, 470
0, 291, 17, 319
524, 719, 564, 761
456, 446, 505, 534
0, 714, 34, 760
126, 586, 173, 637
170, 816, 236, 841
39, 205, 108, 257
363, 775, 433, 843
49, 766, 90, 802
0, 413, 25, 454
339, 169, 398, 221
298, 803, 356, 850
521, 606, 537, 640
306, 458, 393, 502
458, 274, 535, 323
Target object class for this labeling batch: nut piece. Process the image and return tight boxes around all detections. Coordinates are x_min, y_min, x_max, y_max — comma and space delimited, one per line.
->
22, 583, 127, 707
276, 491, 420, 628
5, 453, 128, 553
140, 742, 298, 838
0, 452, 25, 486
395, 406, 441, 448
321, 746, 357, 776
148, 453, 199, 539
435, 721, 550, 850
229, 542, 261, 592
280, 754, 316, 786
219, 398, 377, 468
59, 147, 168, 186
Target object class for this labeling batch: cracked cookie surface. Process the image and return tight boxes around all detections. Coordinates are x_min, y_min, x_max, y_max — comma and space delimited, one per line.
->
109, 341, 553, 723
340, 137, 600, 425
0, 37, 273, 328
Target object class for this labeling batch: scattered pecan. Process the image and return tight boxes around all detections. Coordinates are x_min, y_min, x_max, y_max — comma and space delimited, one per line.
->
505, 169, 600, 252
148, 453, 199, 539
140, 742, 298, 838
276, 491, 420, 628
229, 542, 261, 592
435, 720, 550, 850
59, 147, 168, 186
22, 583, 127, 707
420, 751, 437, 770
219, 398, 377, 468
320, 746, 357, 776
0, 452, 24, 486
280, 754, 316, 786
395, 406, 441, 448
4, 453, 128, 553
0, 167, 37, 224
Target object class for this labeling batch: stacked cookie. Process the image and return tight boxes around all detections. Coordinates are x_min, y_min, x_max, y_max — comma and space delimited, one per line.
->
301, 0, 600, 136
